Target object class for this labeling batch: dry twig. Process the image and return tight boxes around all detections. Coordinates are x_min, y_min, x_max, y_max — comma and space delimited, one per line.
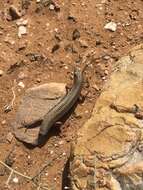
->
0, 160, 50, 190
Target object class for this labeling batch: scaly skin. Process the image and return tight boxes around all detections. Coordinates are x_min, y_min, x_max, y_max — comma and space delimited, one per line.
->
39, 67, 83, 136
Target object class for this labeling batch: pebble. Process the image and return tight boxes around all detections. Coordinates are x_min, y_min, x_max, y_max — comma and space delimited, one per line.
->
18, 26, 27, 38
18, 81, 25, 88
104, 70, 108, 75
36, 78, 41, 83
18, 72, 27, 80
0, 70, 4, 76
50, 150, 54, 155
64, 187, 70, 190
54, 143, 58, 147
103, 55, 110, 60
9, 5, 21, 20
6, 132, 14, 143
49, 4, 55, 10
104, 22, 117, 32
58, 140, 64, 145
102, 76, 106, 80
12, 177, 19, 183
64, 66, 68, 70
27, 155, 31, 159
1, 120, 6, 125
36, 0, 41, 2
72, 29, 80, 40
4, 36, 15, 45
16, 19, 28, 26
78, 39, 88, 48
62, 152, 66, 156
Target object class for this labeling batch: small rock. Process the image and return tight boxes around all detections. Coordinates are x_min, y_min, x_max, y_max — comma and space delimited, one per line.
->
78, 39, 88, 48
49, 4, 55, 10
85, 110, 89, 114
36, 0, 41, 2
54, 143, 58, 147
13, 177, 19, 183
64, 66, 68, 70
4, 36, 15, 45
63, 152, 66, 156
104, 70, 108, 75
102, 76, 106, 80
103, 55, 110, 60
26, 53, 44, 62
45, 172, 48, 176
18, 72, 27, 80
18, 26, 27, 38
9, 5, 21, 20
1, 120, 6, 125
72, 29, 80, 40
27, 155, 31, 159
6, 132, 14, 143
36, 78, 41, 83
16, 19, 28, 26
59, 140, 64, 145
0, 70, 4, 76
96, 39, 101, 45
50, 150, 54, 154
64, 187, 70, 189
92, 84, 99, 91
104, 21, 117, 32
4, 105, 12, 113
17, 42, 27, 51
18, 81, 25, 88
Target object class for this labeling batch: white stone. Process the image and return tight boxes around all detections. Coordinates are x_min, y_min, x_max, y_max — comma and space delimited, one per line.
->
49, 4, 55, 10
50, 150, 54, 154
1, 120, 6, 125
64, 187, 70, 190
62, 152, 66, 156
18, 81, 25, 88
18, 26, 27, 38
104, 21, 117, 32
16, 19, 28, 26
13, 177, 19, 183
0, 70, 4, 76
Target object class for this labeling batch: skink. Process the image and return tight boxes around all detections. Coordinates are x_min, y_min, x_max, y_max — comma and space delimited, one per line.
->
39, 67, 83, 136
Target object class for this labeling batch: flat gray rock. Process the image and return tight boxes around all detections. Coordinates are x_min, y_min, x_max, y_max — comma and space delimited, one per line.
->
13, 83, 66, 145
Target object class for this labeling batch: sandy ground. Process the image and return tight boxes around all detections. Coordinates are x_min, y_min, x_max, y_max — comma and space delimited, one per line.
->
0, 0, 143, 189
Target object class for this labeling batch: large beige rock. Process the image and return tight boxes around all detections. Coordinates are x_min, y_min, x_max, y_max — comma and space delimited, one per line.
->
70, 44, 143, 190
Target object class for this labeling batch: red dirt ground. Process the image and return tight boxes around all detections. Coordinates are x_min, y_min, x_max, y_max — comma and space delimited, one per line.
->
0, 0, 143, 189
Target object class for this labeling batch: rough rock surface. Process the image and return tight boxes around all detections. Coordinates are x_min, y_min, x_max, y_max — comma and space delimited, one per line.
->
70, 44, 143, 190
13, 83, 66, 145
